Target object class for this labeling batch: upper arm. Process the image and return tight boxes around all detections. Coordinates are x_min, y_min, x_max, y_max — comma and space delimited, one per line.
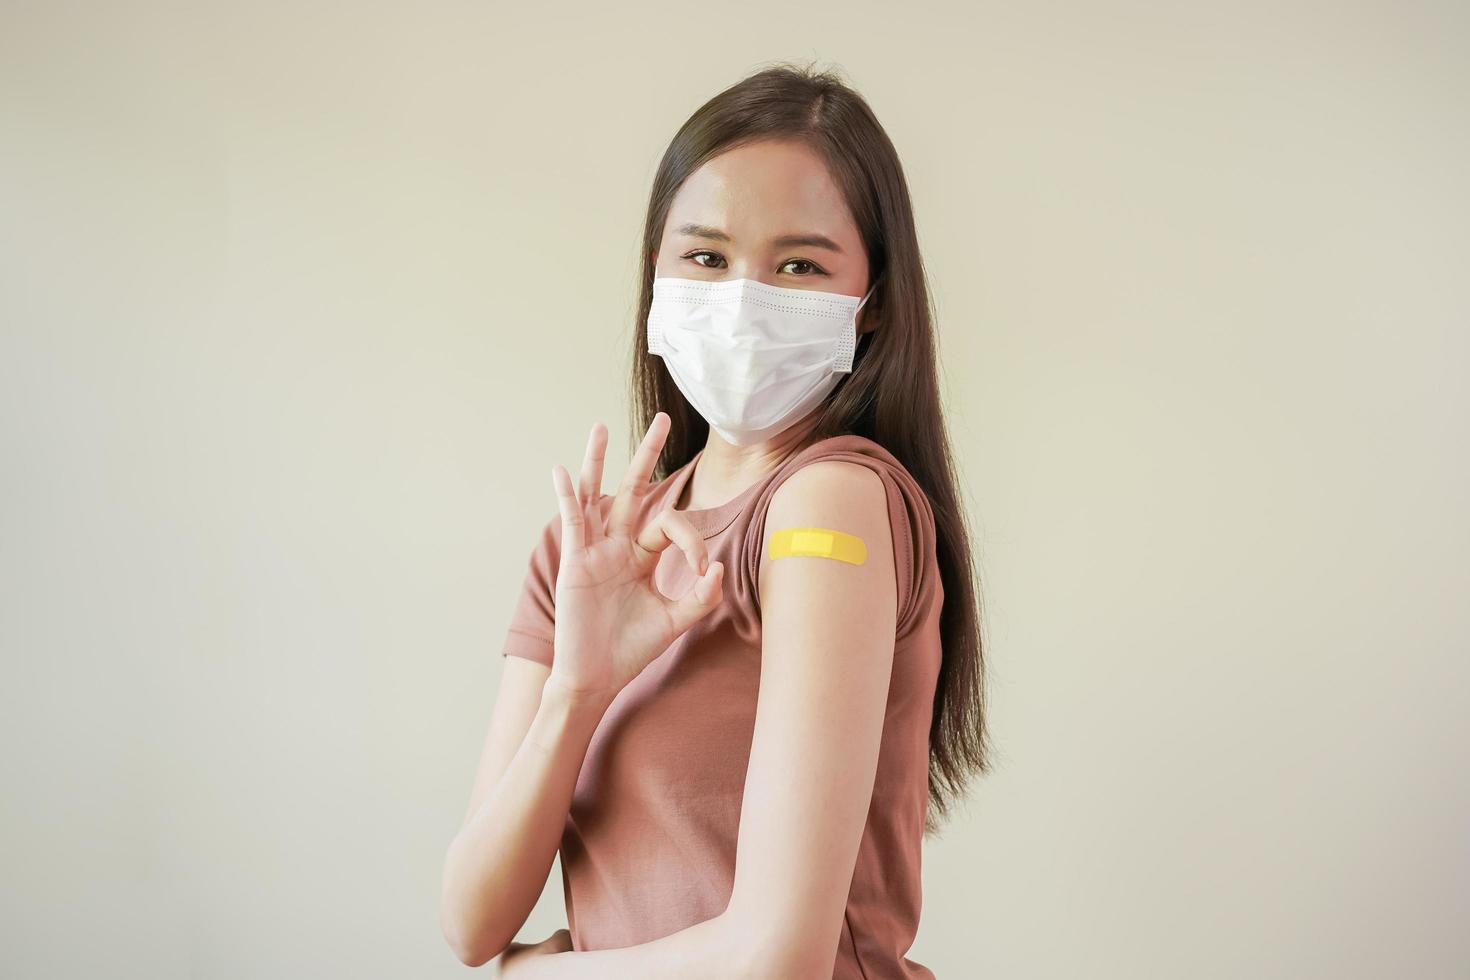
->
726, 460, 899, 977
500, 510, 563, 669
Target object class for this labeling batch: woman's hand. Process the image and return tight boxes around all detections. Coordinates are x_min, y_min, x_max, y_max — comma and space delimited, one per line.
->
545, 412, 725, 704
492, 928, 573, 977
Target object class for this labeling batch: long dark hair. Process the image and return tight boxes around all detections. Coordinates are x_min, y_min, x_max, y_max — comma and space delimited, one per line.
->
629, 61, 991, 834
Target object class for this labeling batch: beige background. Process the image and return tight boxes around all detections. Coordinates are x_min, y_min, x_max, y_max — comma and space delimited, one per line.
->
2, 2, 1466, 977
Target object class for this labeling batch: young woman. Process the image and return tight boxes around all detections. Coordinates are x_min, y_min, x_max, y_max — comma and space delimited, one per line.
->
441, 62, 991, 979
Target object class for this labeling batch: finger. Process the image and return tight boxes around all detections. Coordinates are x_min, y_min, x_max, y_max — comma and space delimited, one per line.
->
634, 508, 709, 576
662, 560, 724, 636
579, 423, 607, 546
551, 464, 585, 554
606, 411, 671, 539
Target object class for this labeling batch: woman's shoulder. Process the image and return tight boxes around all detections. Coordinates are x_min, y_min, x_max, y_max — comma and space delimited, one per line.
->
739, 432, 940, 640
764, 433, 920, 492
790, 431, 903, 465
776, 434, 934, 527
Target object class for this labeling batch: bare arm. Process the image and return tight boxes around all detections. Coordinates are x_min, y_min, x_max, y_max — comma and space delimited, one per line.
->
442, 414, 724, 967
503, 460, 899, 979
440, 663, 611, 967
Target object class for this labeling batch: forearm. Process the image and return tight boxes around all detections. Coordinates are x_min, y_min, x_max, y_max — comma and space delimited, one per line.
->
441, 678, 610, 966
506, 911, 761, 980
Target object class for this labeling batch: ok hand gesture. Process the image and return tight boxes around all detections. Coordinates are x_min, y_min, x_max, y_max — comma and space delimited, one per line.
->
545, 412, 725, 705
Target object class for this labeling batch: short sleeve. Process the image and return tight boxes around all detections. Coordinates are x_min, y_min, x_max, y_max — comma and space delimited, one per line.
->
740, 436, 940, 644
500, 510, 561, 667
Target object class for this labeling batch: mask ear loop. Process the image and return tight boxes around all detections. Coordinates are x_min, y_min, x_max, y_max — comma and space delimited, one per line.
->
837, 279, 880, 374
854, 278, 881, 333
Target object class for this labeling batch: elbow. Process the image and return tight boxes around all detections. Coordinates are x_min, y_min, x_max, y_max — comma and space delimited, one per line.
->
441, 912, 507, 969
439, 855, 512, 968
440, 904, 499, 968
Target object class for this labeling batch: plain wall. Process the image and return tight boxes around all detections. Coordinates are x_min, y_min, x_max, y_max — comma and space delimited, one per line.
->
2, 1, 1466, 977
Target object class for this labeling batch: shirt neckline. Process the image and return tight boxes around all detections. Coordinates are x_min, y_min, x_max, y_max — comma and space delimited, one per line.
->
666, 448, 768, 539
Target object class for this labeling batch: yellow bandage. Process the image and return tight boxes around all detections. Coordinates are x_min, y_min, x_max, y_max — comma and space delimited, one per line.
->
767, 527, 867, 565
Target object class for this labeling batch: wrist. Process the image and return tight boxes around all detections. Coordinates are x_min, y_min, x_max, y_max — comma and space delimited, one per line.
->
541, 672, 617, 720
525, 680, 608, 754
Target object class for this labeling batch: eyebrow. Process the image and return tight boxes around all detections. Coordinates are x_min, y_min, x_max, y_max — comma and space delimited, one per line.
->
674, 222, 846, 255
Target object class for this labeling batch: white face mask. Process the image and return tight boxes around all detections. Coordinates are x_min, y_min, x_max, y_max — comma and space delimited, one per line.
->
647, 276, 878, 447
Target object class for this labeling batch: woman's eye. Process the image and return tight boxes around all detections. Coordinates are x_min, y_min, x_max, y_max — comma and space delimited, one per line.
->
782, 259, 825, 276
686, 251, 725, 269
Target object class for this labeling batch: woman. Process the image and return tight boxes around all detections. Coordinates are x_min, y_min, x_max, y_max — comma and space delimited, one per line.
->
441, 62, 990, 978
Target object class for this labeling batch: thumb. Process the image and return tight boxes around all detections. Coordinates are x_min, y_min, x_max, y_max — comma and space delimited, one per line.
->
662, 560, 725, 635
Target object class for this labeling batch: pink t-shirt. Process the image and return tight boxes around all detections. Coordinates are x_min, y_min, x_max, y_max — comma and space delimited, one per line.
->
501, 432, 943, 979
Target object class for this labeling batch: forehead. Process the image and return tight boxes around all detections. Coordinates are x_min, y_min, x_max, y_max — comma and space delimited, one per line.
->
665, 139, 858, 243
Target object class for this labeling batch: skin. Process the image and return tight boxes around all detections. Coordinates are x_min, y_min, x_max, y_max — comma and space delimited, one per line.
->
441, 138, 899, 978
